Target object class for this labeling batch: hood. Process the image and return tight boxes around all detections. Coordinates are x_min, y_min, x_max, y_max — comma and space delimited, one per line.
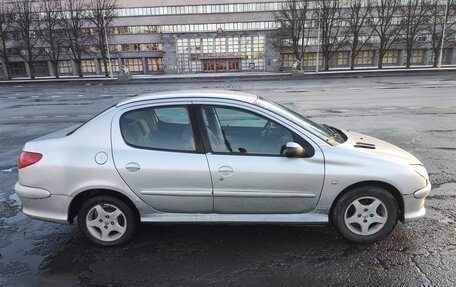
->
342, 130, 422, 165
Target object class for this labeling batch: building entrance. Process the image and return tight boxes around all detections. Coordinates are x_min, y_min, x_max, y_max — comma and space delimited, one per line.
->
203, 59, 240, 72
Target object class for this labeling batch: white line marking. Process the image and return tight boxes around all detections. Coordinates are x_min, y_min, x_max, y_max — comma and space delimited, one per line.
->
408, 107, 422, 109
381, 107, 397, 110
8, 96, 16, 99
435, 107, 448, 109
34, 116, 47, 118
10, 116, 25, 119
31, 96, 39, 98
78, 115, 92, 117
55, 115, 68, 118
51, 95, 61, 98
77, 94, 84, 97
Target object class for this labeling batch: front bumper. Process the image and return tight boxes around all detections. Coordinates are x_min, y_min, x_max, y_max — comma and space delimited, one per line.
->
403, 181, 431, 223
14, 182, 71, 224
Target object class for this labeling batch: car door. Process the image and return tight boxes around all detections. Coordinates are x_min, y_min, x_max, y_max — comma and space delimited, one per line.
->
111, 102, 213, 213
196, 103, 325, 214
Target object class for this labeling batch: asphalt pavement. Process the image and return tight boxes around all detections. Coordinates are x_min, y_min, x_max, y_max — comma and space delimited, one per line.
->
0, 73, 455, 286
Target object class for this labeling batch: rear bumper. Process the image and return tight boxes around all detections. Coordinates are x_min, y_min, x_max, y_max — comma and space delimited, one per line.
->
14, 182, 71, 224
403, 181, 431, 223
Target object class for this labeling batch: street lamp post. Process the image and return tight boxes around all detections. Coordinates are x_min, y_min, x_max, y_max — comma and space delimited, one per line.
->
316, 5, 321, 73
103, 12, 113, 78
438, 0, 449, 68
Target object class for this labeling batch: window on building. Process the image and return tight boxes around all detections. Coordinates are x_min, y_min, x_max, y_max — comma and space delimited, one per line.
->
329, 52, 349, 67
122, 44, 141, 52
147, 57, 164, 72
141, 43, 163, 51
123, 58, 143, 73
9, 62, 27, 77
281, 54, 296, 68
100, 59, 120, 73
81, 59, 96, 73
355, 51, 374, 65
58, 60, 73, 74
303, 53, 324, 67
404, 50, 424, 65
383, 50, 399, 65
33, 61, 49, 76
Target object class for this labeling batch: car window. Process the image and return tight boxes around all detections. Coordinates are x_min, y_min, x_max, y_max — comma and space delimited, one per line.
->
120, 105, 196, 151
202, 106, 294, 155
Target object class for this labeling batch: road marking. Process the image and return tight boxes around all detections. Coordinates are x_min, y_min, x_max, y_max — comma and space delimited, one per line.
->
78, 114, 92, 117
51, 95, 61, 98
31, 96, 39, 98
77, 94, 84, 97
381, 107, 397, 110
101, 94, 111, 97
408, 107, 422, 109
55, 115, 68, 118
10, 116, 25, 119
34, 115, 47, 118
435, 107, 448, 109
8, 96, 16, 99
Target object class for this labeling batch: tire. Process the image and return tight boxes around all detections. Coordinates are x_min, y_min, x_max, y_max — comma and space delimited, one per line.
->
332, 186, 399, 244
78, 195, 137, 247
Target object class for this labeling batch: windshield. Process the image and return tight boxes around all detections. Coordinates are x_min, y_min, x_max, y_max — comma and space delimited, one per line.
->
254, 97, 335, 142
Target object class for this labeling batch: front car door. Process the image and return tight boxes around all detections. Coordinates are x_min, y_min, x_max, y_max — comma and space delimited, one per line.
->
195, 102, 325, 214
111, 102, 213, 213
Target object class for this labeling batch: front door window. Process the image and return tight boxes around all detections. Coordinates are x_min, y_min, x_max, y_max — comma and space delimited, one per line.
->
201, 106, 294, 155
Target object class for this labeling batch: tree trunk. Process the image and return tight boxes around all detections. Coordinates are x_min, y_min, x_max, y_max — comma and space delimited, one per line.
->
405, 49, 411, 68
433, 48, 439, 67
77, 61, 83, 78
4, 58, 12, 80
324, 54, 330, 71
378, 53, 384, 69
53, 61, 59, 79
28, 62, 35, 79
350, 54, 356, 70
103, 58, 109, 77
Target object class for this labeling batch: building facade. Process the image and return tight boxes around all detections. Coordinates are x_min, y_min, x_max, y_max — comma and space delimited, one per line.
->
0, 0, 455, 79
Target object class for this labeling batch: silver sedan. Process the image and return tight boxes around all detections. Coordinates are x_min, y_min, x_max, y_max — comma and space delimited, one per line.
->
15, 90, 431, 246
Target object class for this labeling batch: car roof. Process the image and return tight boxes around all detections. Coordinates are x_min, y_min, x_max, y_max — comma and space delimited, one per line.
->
116, 90, 259, 107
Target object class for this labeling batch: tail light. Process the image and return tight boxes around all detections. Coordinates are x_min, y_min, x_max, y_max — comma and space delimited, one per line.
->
18, 151, 43, 169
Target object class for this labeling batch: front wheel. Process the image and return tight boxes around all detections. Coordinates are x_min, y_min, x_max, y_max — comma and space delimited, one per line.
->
78, 195, 137, 246
332, 186, 399, 243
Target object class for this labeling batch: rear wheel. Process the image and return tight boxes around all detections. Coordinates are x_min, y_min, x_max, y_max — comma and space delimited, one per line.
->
78, 196, 137, 246
332, 186, 399, 243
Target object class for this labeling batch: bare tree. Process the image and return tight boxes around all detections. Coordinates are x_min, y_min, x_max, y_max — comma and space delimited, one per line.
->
427, 0, 456, 67
274, 0, 310, 70
370, 0, 402, 68
317, 0, 349, 71
38, 0, 65, 78
60, 0, 93, 77
88, 0, 117, 77
11, 0, 42, 79
0, 2, 12, 79
399, 0, 432, 68
346, 0, 374, 70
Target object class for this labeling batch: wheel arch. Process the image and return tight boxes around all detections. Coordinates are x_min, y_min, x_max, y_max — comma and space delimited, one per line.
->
68, 189, 140, 224
328, 181, 405, 223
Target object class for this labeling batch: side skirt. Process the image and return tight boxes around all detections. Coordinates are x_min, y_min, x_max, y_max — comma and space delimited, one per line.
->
140, 213, 329, 224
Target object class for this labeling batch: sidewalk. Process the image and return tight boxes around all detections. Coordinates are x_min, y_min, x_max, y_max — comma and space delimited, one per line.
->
0, 66, 454, 85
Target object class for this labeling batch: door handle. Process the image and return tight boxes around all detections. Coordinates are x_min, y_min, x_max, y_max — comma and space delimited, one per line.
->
126, 162, 141, 173
218, 165, 234, 177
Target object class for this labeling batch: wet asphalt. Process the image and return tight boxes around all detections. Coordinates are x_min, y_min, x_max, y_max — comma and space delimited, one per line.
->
0, 74, 455, 286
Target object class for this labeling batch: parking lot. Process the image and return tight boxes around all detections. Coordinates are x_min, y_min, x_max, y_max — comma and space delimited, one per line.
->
1, 74, 455, 286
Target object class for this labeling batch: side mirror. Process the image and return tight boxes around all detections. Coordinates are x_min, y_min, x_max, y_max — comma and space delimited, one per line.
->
285, 142, 305, 158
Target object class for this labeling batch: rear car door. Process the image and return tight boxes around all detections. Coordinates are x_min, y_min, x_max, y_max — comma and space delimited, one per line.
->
111, 102, 213, 213
196, 103, 325, 214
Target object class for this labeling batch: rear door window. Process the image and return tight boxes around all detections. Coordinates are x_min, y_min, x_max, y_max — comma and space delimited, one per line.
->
120, 105, 196, 151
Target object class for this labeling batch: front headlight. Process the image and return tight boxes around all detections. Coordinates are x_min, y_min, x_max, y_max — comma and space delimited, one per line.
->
411, 164, 429, 180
